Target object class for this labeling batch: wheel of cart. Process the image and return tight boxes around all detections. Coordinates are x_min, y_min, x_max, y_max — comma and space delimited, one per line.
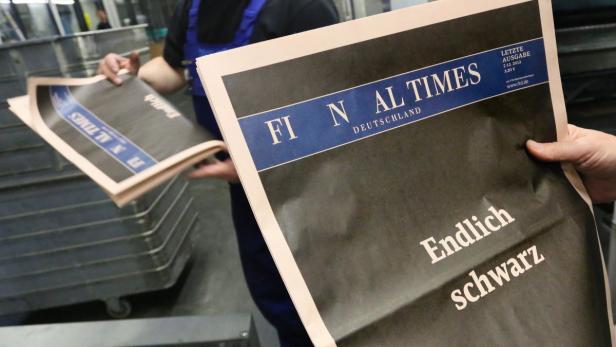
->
104, 298, 132, 319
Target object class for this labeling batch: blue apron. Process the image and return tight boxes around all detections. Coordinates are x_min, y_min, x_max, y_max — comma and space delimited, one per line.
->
184, 0, 265, 138
183, 1, 311, 346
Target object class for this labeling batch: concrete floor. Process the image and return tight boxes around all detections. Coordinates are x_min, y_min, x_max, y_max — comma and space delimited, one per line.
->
0, 90, 281, 347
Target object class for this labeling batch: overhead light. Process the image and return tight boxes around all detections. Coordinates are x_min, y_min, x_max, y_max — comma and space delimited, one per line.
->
0, 0, 75, 4
9, 0, 49, 4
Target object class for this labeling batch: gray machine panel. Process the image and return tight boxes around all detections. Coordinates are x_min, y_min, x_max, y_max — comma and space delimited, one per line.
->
0, 314, 260, 347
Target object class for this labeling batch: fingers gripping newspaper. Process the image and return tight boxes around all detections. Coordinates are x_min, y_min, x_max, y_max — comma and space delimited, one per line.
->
7, 75, 224, 206
197, 0, 615, 346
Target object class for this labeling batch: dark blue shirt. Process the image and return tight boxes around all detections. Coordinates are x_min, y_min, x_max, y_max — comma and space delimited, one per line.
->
163, 0, 339, 68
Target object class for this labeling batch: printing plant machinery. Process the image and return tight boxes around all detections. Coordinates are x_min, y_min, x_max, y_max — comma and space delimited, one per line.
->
556, 16, 616, 135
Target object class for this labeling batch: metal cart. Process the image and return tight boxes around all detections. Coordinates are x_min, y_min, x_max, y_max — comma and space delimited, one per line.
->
0, 25, 198, 318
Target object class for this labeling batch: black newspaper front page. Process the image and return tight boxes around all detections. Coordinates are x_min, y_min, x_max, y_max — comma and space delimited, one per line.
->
198, 0, 614, 346
8, 75, 224, 205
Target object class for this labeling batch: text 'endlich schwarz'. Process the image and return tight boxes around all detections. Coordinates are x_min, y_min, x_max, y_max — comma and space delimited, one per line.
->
419, 206, 545, 311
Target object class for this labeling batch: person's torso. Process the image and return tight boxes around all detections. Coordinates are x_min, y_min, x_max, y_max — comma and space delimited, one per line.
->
184, 0, 268, 96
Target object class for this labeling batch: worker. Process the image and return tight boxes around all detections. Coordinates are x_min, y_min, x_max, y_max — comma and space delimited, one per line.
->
98, 1, 338, 346
96, 10, 112, 30
527, 125, 616, 203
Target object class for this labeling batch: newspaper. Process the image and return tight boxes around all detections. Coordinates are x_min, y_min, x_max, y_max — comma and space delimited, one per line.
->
7, 74, 224, 206
197, 0, 615, 346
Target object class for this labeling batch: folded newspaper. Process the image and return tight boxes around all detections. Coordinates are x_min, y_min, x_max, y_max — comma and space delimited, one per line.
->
7, 75, 224, 206
197, 0, 614, 346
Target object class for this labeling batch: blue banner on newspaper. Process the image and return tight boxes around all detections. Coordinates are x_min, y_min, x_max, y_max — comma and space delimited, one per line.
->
49, 85, 157, 174
239, 38, 549, 172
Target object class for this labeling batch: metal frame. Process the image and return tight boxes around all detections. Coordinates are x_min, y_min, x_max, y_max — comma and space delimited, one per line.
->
48, 2, 66, 36
0, 314, 261, 347
1, 0, 116, 41
0, 4, 26, 41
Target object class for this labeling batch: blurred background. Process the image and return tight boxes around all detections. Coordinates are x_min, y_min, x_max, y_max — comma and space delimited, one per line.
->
0, 0, 614, 346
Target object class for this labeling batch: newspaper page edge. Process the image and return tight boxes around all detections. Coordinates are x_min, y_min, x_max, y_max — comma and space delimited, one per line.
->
110, 147, 221, 206
538, 0, 616, 343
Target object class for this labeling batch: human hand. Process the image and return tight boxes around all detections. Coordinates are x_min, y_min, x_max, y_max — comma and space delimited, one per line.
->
187, 157, 240, 183
527, 125, 616, 203
97, 52, 141, 85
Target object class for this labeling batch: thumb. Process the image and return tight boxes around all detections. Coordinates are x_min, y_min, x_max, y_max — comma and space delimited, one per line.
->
127, 52, 141, 74
526, 139, 582, 163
